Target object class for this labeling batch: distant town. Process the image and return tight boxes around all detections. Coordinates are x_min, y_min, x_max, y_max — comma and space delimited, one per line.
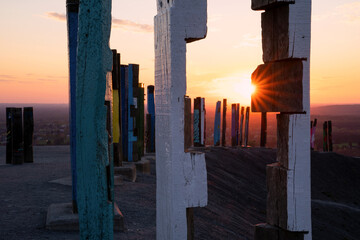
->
1, 103, 359, 157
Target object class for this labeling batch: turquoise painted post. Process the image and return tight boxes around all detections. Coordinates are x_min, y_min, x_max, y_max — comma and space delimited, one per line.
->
66, 0, 79, 213
127, 64, 138, 162
76, 0, 113, 238
213, 101, 221, 146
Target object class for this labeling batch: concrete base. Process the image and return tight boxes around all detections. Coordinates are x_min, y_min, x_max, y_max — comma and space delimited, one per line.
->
49, 175, 123, 186
134, 158, 151, 174
254, 223, 305, 240
114, 163, 136, 182
46, 202, 124, 232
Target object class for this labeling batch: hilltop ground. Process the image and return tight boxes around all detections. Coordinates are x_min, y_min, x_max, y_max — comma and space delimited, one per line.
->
0, 146, 359, 240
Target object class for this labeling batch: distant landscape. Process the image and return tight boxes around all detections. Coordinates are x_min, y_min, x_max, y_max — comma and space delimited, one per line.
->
0, 103, 359, 157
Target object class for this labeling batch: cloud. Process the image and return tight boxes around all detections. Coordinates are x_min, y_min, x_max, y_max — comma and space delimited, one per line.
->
44, 12, 153, 33
233, 33, 261, 48
313, 2, 360, 23
112, 18, 153, 33
336, 2, 360, 23
45, 12, 66, 22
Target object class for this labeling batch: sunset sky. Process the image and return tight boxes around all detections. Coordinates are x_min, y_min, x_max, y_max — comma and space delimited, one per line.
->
0, 0, 359, 107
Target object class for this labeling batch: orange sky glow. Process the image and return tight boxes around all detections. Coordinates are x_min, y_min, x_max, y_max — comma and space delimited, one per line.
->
0, 0, 359, 108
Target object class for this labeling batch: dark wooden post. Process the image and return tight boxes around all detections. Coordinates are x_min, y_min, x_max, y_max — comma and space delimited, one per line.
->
112, 50, 121, 166
147, 85, 155, 152
328, 120, 332, 152
239, 106, 244, 146
231, 104, 236, 146
235, 104, 240, 145
260, 112, 267, 147
136, 83, 145, 160
128, 64, 139, 162
6, 107, 13, 164
184, 97, 192, 150
23, 107, 34, 163
186, 208, 194, 240
311, 118, 317, 150
194, 97, 205, 147
66, 0, 79, 213
214, 101, 221, 146
221, 99, 227, 146
116, 53, 123, 166
323, 121, 328, 152
120, 65, 129, 161
12, 108, 24, 164
244, 107, 250, 147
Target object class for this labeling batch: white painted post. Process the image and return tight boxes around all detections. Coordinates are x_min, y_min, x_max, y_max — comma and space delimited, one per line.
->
252, 0, 312, 239
154, 0, 208, 239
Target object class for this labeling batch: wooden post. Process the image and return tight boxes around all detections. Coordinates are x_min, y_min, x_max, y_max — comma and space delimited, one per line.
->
244, 107, 250, 147
116, 53, 123, 166
323, 121, 328, 152
66, 0, 79, 213
328, 121, 332, 152
231, 104, 236, 146
76, 0, 113, 238
184, 97, 192, 150
236, 104, 240, 145
120, 65, 128, 162
6, 107, 13, 164
12, 108, 24, 165
147, 85, 155, 152
311, 118, 317, 151
201, 98, 206, 146
136, 83, 145, 160
155, 1, 208, 237
112, 50, 121, 167
221, 99, 227, 146
23, 107, 34, 163
193, 97, 203, 147
239, 106, 244, 146
214, 101, 221, 146
128, 64, 138, 162
186, 208, 194, 240
260, 112, 267, 147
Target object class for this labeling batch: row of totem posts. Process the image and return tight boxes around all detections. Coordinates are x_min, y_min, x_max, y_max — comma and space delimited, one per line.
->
184, 97, 257, 150
5, 107, 34, 165
109, 49, 155, 167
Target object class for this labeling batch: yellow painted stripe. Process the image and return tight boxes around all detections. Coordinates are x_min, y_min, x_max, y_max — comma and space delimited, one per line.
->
113, 90, 120, 143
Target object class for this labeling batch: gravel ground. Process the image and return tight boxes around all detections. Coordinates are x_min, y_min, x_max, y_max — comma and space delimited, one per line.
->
1, 146, 360, 240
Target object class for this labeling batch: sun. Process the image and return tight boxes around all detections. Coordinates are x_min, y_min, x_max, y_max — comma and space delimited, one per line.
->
250, 83, 256, 95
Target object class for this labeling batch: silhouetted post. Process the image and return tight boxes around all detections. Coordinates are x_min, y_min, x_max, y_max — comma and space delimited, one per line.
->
202, 98, 206, 146
231, 104, 236, 146
116, 53, 123, 166
311, 118, 317, 150
66, 0, 79, 213
6, 108, 13, 164
11, 108, 24, 164
184, 97, 192, 150
236, 104, 240, 145
323, 121, 328, 152
128, 64, 139, 162
239, 107, 244, 146
147, 85, 155, 152
23, 107, 34, 163
214, 101, 221, 146
112, 50, 121, 166
194, 97, 205, 147
121, 65, 129, 161
260, 112, 267, 147
221, 99, 227, 146
244, 107, 250, 147
328, 120, 332, 152
136, 83, 145, 160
